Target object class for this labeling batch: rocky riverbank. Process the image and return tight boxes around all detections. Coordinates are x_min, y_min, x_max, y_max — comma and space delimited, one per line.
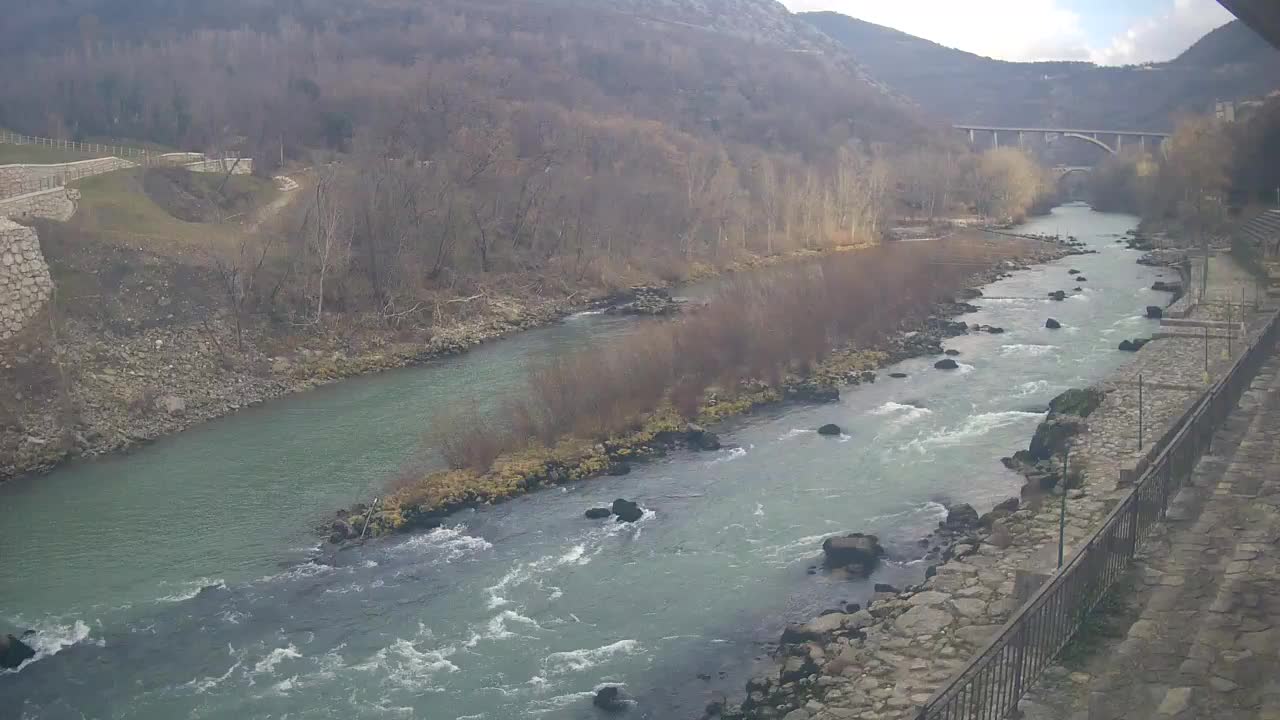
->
0, 291, 581, 482
328, 240, 1078, 544
0, 241, 875, 483
705, 239, 1235, 720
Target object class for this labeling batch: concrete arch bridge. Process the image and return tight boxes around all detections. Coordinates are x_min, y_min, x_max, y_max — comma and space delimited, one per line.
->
955, 125, 1172, 155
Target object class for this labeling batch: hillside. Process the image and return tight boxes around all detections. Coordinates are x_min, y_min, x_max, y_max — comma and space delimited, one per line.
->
2, 0, 1005, 480
801, 13, 1280, 130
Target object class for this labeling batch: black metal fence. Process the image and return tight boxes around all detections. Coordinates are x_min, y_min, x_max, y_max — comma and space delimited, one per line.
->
915, 309, 1280, 720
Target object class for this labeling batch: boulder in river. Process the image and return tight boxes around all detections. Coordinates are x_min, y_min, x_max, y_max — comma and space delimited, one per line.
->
944, 349, 961, 356
1028, 417, 1084, 462
329, 519, 355, 544
1045, 318, 1062, 330
786, 381, 840, 403
585, 507, 612, 520
822, 533, 885, 575
817, 423, 842, 436
1048, 387, 1106, 417
611, 498, 644, 523
1048, 291, 1066, 302
934, 358, 959, 370
944, 503, 980, 530
1146, 305, 1164, 319
889, 372, 908, 379
1068, 269, 1081, 275
0, 633, 35, 670
605, 287, 681, 316
1076, 277, 1088, 282
685, 424, 721, 451
593, 686, 630, 713
1119, 338, 1150, 352
979, 497, 1021, 529
606, 462, 632, 476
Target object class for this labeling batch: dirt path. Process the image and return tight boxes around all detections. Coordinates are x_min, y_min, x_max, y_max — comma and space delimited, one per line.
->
243, 174, 302, 234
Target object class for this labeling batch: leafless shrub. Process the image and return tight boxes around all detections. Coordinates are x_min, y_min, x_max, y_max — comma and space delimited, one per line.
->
428, 235, 1038, 472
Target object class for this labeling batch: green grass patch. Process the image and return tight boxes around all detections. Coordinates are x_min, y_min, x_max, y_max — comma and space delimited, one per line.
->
0, 143, 107, 165
70, 168, 278, 260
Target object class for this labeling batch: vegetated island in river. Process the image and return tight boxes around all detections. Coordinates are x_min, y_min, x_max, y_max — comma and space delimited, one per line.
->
330, 232, 1084, 543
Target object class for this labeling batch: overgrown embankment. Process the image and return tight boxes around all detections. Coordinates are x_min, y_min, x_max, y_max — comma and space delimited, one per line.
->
332, 235, 1068, 543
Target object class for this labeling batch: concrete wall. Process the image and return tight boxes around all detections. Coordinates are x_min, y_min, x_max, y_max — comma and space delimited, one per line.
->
0, 218, 54, 340
0, 187, 78, 222
185, 157, 254, 175
0, 157, 136, 198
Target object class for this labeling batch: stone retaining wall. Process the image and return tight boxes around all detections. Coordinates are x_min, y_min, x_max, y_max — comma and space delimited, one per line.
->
0, 157, 135, 198
0, 218, 54, 340
0, 187, 78, 222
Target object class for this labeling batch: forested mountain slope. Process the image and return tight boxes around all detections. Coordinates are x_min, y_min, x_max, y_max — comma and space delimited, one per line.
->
802, 12, 1280, 130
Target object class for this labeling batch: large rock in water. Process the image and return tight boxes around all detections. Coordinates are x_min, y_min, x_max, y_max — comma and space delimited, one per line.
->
585, 507, 612, 519
1146, 305, 1164, 319
611, 499, 644, 523
1045, 318, 1062, 330
685, 424, 721, 451
0, 634, 35, 669
944, 503, 980, 530
817, 423, 842, 436
822, 533, 885, 575
1048, 388, 1106, 417
593, 686, 630, 712
1028, 417, 1084, 462
934, 358, 959, 370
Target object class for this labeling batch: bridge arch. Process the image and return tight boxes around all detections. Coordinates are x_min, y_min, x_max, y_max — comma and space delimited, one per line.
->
1061, 132, 1116, 155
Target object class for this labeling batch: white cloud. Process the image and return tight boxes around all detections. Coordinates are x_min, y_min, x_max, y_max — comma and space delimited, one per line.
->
781, 0, 1234, 65
1088, 0, 1234, 65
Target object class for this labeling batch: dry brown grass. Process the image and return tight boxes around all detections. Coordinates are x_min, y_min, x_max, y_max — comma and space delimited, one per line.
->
426, 234, 1041, 473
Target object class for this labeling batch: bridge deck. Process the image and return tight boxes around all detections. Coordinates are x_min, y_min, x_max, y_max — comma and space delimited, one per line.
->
954, 125, 1172, 137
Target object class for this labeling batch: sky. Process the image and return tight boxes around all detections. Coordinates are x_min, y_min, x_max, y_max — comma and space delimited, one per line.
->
779, 0, 1236, 65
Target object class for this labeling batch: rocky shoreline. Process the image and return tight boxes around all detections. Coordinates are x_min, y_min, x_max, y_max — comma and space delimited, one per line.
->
704, 238, 1195, 720
1, 292, 581, 482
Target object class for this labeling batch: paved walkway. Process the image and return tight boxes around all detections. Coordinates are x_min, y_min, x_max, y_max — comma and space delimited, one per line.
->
1023, 352, 1280, 720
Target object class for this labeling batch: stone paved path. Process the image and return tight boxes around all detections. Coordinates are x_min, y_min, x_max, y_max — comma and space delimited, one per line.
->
1023, 352, 1280, 720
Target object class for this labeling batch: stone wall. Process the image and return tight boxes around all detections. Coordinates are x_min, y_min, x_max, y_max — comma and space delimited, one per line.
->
0, 187, 78, 222
0, 218, 54, 340
0, 157, 135, 198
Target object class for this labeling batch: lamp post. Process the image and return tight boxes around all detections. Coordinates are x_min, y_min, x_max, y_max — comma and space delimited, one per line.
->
1058, 444, 1071, 569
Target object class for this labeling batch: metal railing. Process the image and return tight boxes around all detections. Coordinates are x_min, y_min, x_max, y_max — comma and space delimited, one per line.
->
0, 161, 130, 200
915, 308, 1280, 720
0, 130, 154, 162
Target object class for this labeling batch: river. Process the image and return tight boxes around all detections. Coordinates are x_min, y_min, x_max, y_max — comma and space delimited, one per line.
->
0, 205, 1175, 719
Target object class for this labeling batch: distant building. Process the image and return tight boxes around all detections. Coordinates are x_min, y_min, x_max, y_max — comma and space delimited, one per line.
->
1215, 101, 1237, 123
